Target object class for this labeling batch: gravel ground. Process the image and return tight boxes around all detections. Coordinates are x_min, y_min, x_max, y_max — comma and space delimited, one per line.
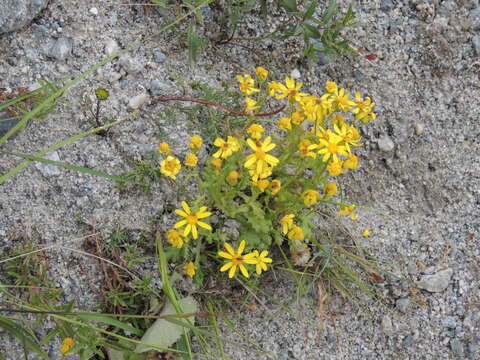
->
0, 0, 479, 359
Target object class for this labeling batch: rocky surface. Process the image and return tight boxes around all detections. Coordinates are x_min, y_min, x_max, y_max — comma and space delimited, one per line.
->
0, 0, 49, 34
0, 0, 479, 359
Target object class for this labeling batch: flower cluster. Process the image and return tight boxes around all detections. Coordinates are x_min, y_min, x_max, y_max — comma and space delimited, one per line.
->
157, 68, 375, 280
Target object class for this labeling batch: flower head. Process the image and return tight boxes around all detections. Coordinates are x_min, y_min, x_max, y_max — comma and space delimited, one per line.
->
269, 179, 282, 195
343, 154, 359, 170
278, 117, 292, 131
280, 214, 295, 235
246, 124, 264, 140
174, 201, 212, 239
185, 152, 198, 167
254, 179, 270, 192
249, 250, 273, 275
244, 97, 260, 114
301, 190, 320, 206
227, 170, 239, 186
337, 205, 358, 220
213, 136, 240, 159
158, 142, 170, 154
362, 229, 371, 237
316, 131, 349, 163
331, 88, 356, 111
325, 81, 338, 94
267, 81, 282, 96
334, 123, 361, 152
327, 159, 344, 176
184, 261, 196, 277
60, 337, 74, 355
189, 136, 203, 152
166, 229, 184, 248
160, 156, 182, 179
218, 240, 255, 278
353, 92, 376, 123
276, 77, 307, 103
244, 136, 279, 177
236, 74, 260, 95
298, 139, 317, 159
255, 67, 268, 82
323, 183, 337, 198
287, 225, 304, 241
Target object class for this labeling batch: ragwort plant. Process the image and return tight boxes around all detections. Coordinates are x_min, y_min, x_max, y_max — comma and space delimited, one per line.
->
156, 67, 376, 283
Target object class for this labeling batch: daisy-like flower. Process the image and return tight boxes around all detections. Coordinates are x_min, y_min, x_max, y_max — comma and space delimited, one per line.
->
291, 109, 305, 125
184, 261, 196, 277
287, 225, 304, 241
218, 240, 255, 278
255, 67, 268, 82
362, 229, 371, 237
244, 136, 279, 176
325, 81, 338, 94
249, 250, 273, 275
343, 154, 359, 170
327, 159, 344, 176
184, 152, 198, 167
60, 338, 74, 355
211, 159, 222, 175
301, 190, 320, 206
189, 136, 203, 152
353, 92, 376, 123
269, 179, 282, 195
334, 123, 361, 152
337, 205, 358, 220
298, 139, 317, 159
166, 229, 184, 248
316, 131, 349, 163
330, 114, 346, 127
253, 179, 270, 192
278, 117, 292, 131
158, 142, 170, 154
280, 214, 295, 235
244, 97, 259, 114
174, 201, 212, 239
236, 74, 260, 95
160, 156, 182, 179
247, 164, 272, 181
267, 81, 282, 96
246, 123, 264, 140
227, 170, 239, 186
213, 136, 240, 159
331, 88, 356, 111
276, 77, 308, 103
323, 183, 337, 198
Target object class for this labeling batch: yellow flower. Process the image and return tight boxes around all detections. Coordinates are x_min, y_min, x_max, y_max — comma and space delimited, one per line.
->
244, 136, 279, 176
327, 159, 344, 176
323, 183, 337, 198
325, 81, 338, 94
184, 261, 196, 277
301, 190, 320, 206
269, 179, 282, 195
60, 337, 73, 355
236, 74, 259, 95
249, 250, 273, 275
166, 229, 184, 248
301, 95, 332, 124
331, 88, 356, 111
175, 201, 212, 239
189, 136, 203, 152
276, 77, 307, 103
255, 67, 268, 82
278, 117, 292, 131
316, 131, 349, 163
213, 136, 240, 159
247, 164, 272, 181
298, 139, 317, 159
337, 205, 358, 220
267, 81, 282, 96
287, 225, 304, 241
254, 179, 270, 192
158, 142, 170, 155
291, 109, 305, 125
218, 240, 255, 278
362, 229, 370, 237
160, 156, 182, 179
334, 123, 361, 152
330, 114, 346, 127
353, 92, 376, 123
246, 123, 264, 140
280, 214, 295, 235
211, 159, 222, 175
227, 170, 239, 185
184, 152, 198, 167
244, 97, 259, 114
343, 154, 359, 170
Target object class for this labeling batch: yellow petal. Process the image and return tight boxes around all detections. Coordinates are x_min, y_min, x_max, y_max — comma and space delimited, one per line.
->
174, 220, 186, 228
238, 240, 246, 254
181, 201, 191, 214
244, 156, 256, 168
191, 225, 198, 239
183, 224, 192, 237
224, 242, 235, 256
218, 251, 234, 259
220, 262, 233, 272
239, 263, 250, 278
246, 138, 257, 151
197, 221, 212, 230
214, 138, 224, 147
175, 209, 188, 218
228, 264, 237, 278
197, 211, 212, 219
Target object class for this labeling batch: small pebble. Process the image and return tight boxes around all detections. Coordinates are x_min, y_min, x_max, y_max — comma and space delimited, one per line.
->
450, 339, 464, 358
472, 35, 480, 56
128, 93, 149, 109
152, 49, 167, 64
417, 268, 453, 293
89, 7, 98, 16
290, 68, 301, 79
49, 37, 73, 61
378, 134, 395, 152
104, 39, 119, 56
396, 297, 411, 313
414, 123, 424, 135
35, 151, 62, 177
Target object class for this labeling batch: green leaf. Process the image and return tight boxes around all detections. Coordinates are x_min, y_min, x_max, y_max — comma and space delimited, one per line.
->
77, 314, 143, 336
301, 23, 321, 39
279, 0, 298, 12
320, 0, 337, 25
134, 297, 198, 353
302, 0, 318, 20
0, 316, 50, 359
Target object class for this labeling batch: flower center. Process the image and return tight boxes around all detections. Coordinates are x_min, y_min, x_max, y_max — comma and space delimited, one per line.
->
327, 143, 339, 154
255, 150, 266, 159
186, 215, 198, 225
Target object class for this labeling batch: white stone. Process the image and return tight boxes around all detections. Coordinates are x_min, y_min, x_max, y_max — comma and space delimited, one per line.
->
128, 93, 149, 110
89, 7, 98, 16
290, 68, 301, 79
35, 151, 62, 177
104, 39, 119, 56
